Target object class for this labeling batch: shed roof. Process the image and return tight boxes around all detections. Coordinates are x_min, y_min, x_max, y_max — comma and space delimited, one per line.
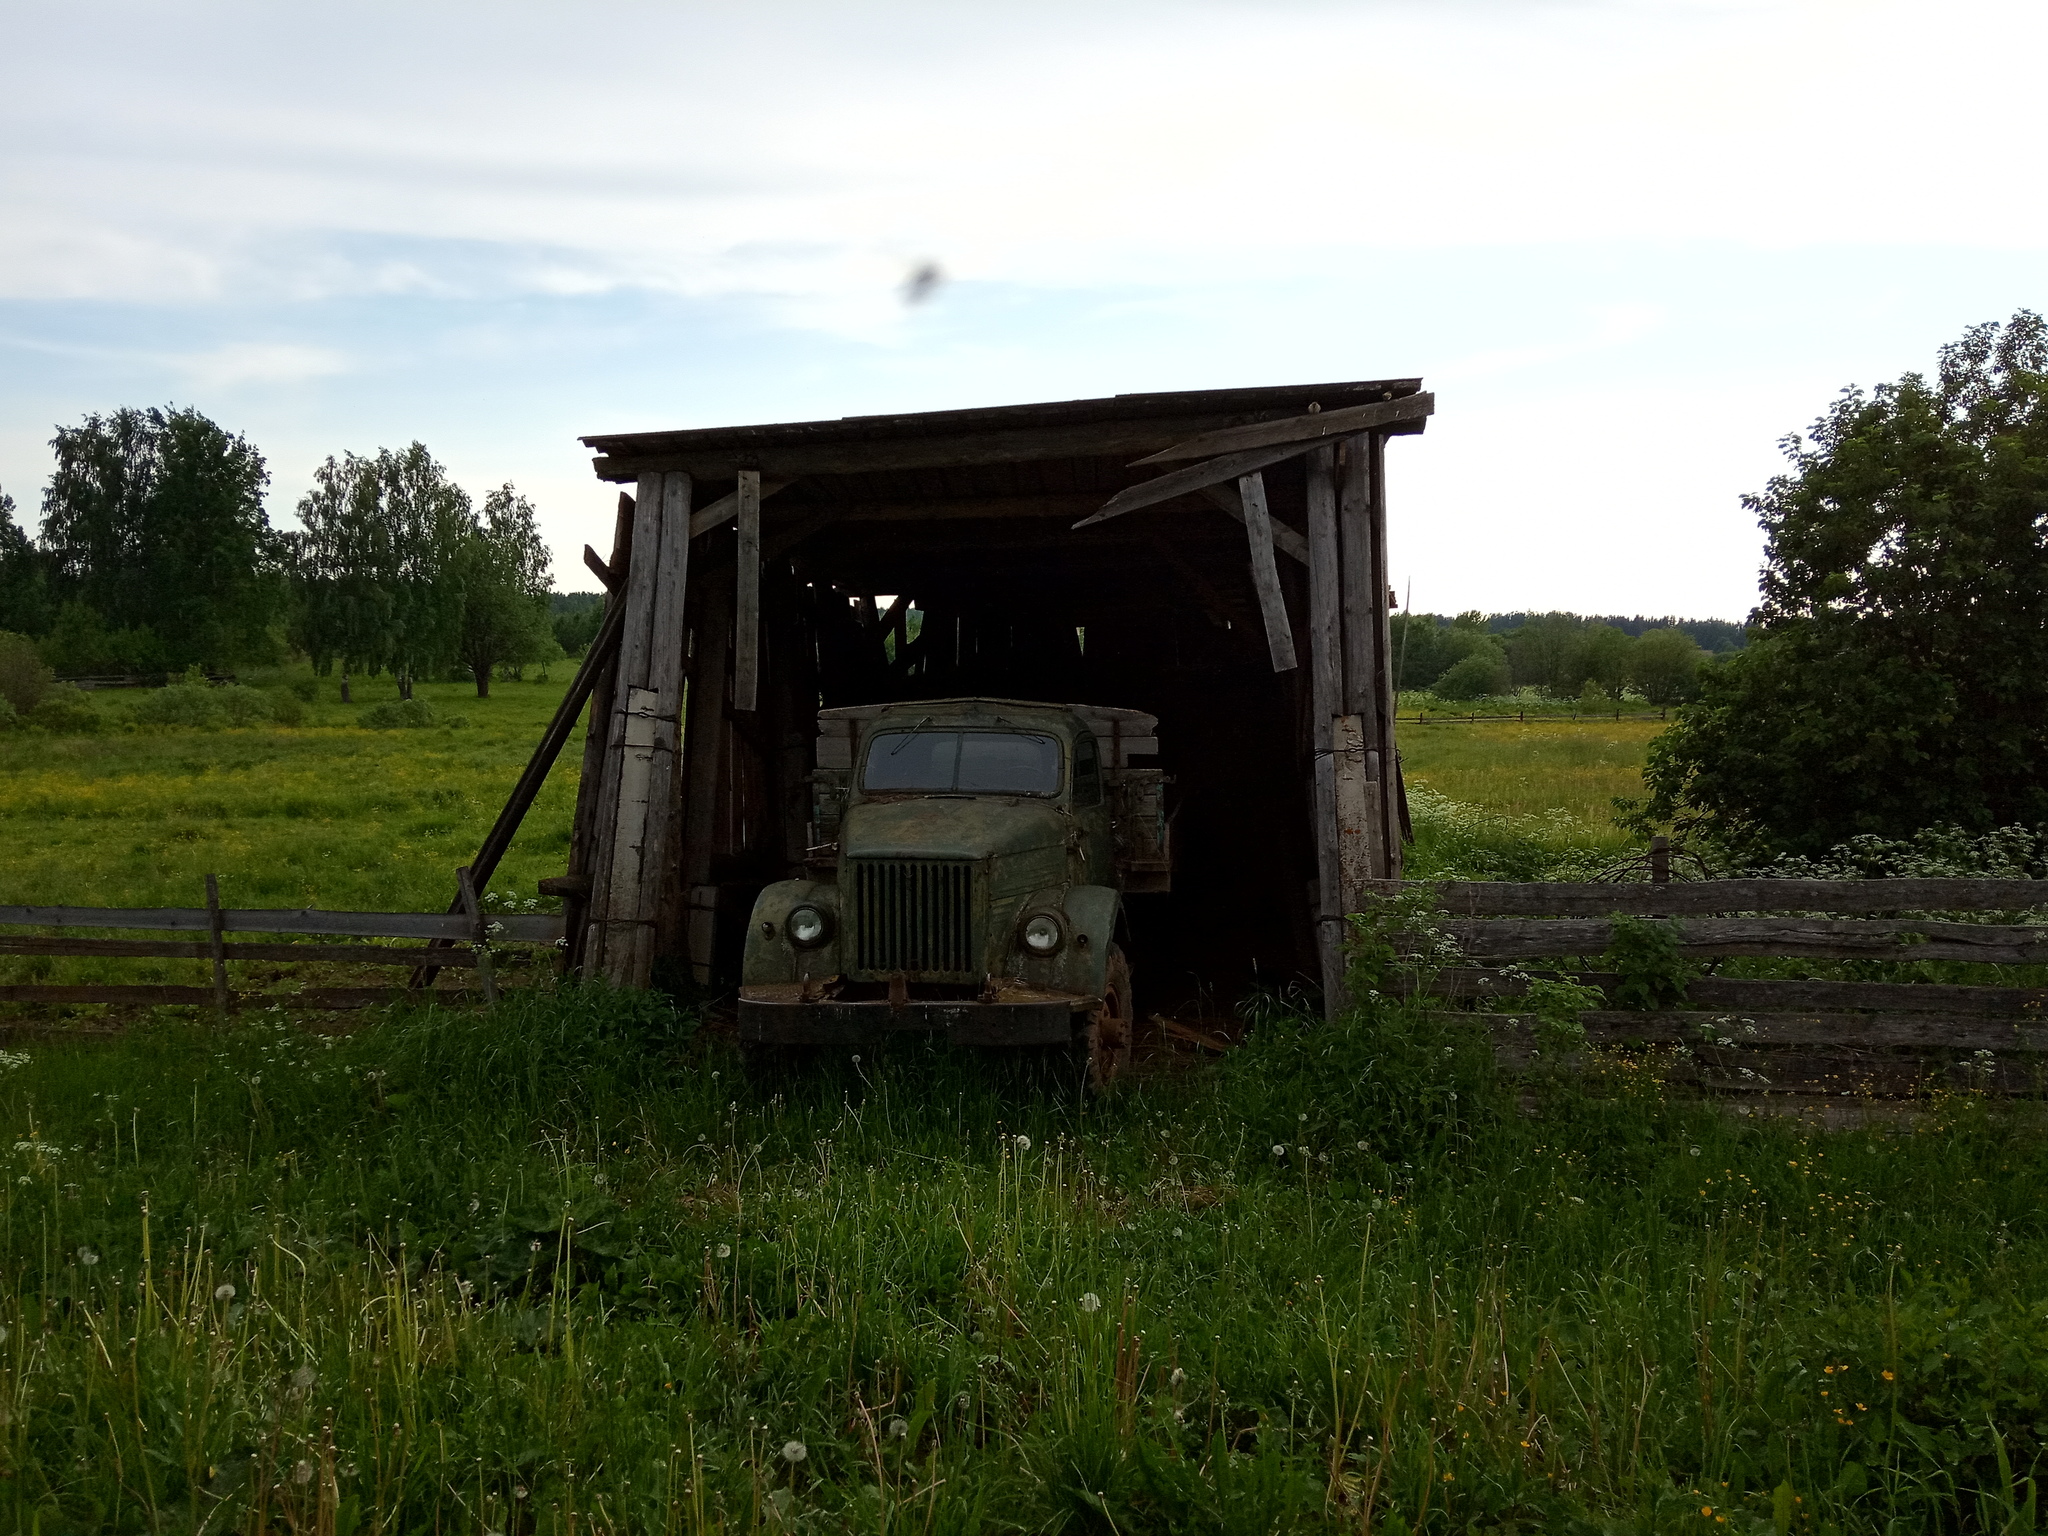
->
582, 377, 1423, 482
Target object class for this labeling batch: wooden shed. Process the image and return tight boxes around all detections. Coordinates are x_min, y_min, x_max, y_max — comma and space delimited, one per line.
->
505, 379, 1430, 1017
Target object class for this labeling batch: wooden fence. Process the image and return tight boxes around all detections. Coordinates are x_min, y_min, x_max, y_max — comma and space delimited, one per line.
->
0, 872, 564, 1013
1364, 877, 2048, 1097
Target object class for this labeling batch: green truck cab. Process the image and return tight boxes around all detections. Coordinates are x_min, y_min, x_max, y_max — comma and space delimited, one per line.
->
738, 698, 1169, 1086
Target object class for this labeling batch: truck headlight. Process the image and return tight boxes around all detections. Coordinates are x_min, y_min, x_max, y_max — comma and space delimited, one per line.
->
787, 905, 832, 948
1021, 913, 1064, 956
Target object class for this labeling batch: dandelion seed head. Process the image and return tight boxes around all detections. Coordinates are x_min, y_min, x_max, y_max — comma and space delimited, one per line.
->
214, 1283, 235, 1301
1014, 1134, 1031, 1152
293, 1460, 314, 1485
781, 1440, 807, 1463
717, 1244, 732, 1259
1079, 1292, 1102, 1313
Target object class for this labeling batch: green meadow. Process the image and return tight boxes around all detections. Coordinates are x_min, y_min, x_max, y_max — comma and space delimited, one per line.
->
6, 693, 2048, 1534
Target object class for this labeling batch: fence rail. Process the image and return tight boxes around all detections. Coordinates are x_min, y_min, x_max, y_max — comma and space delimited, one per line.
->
0, 876, 565, 1014
1374, 877, 2048, 1098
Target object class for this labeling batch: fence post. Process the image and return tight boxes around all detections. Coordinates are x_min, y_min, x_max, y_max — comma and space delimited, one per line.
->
1650, 834, 1671, 886
458, 866, 499, 1005
204, 874, 230, 1017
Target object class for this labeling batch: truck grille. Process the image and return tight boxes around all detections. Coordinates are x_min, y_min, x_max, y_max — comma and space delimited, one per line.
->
850, 859, 975, 976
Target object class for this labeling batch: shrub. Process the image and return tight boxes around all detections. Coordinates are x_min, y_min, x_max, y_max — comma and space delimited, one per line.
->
0, 695, 16, 731
1433, 649, 1511, 700
27, 689, 102, 734
287, 677, 319, 703
0, 630, 51, 715
361, 698, 438, 730
131, 683, 227, 731
265, 689, 305, 727
216, 686, 275, 727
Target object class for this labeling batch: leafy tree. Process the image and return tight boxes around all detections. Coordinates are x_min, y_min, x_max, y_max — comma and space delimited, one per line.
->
1393, 611, 1496, 690
291, 444, 470, 700
1636, 312, 2048, 858
1504, 613, 1582, 692
1567, 624, 1635, 696
1627, 626, 1706, 705
455, 485, 556, 697
552, 595, 605, 658
38, 407, 280, 670
0, 489, 51, 637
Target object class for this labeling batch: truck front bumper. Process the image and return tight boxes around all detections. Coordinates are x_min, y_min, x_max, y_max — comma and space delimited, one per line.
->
738, 993, 1080, 1046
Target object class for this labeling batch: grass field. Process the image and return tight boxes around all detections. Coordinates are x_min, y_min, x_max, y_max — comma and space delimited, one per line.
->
1399, 719, 1662, 880
10, 692, 2048, 1533
5, 989, 2045, 1534
0, 676, 579, 914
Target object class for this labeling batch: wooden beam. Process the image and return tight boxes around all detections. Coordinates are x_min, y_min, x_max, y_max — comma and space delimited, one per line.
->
734, 470, 761, 711
1195, 484, 1309, 564
1332, 714, 1376, 913
689, 476, 792, 538
582, 545, 616, 590
1074, 439, 1329, 529
1237, 472, 1297, 673
1304, 445, 1344, 1016
1366, 877, 2048, 917
1366, 431, 1401, 877
1335, 435, 1389, 880
1131, 392, 1435, 466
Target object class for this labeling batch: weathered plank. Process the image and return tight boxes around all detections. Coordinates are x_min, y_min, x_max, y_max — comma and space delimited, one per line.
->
0, 907, 560, 942
1333, 714, 1377, 915
1074, 439, 1330, 528
1304, 443, 1344, 1015
1131, 391, 1435, 465
734, 469, 762, 712
1368, 877, 2048, 917
1195, 483, 1309, 564
1482, 1009, 2048, 1053
582, 545, 616, 589
1428, 969, 2048, 1016
1436, 916, 2048, 964
1489, 1038, 2044, 1096
1237, 472, 1297, 673
0, 936, 484, 966
0, 985, 221, 1006
686, 476, 792, 538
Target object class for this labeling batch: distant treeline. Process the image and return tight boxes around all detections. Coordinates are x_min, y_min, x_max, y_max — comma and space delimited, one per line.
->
1394, 611, 1745, 703
0, 406, 598, 698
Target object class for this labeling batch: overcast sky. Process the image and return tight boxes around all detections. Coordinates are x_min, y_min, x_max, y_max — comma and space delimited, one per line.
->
3, 0, 2043, 620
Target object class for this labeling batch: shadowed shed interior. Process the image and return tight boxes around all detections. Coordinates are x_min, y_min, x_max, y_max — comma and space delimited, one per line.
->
559, 379, 1426, 1018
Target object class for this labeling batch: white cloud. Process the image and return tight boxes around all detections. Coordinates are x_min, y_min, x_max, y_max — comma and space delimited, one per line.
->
170, 342, 350, 389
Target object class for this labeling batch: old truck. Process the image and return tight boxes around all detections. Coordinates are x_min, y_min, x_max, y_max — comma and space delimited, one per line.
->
738, 697, 1170, 1087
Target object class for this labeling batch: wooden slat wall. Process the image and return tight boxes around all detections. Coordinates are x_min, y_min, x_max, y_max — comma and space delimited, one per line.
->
1380, 878, 2048, 1095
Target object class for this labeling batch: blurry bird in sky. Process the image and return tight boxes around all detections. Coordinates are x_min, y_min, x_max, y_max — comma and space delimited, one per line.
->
902, 260, 944, 305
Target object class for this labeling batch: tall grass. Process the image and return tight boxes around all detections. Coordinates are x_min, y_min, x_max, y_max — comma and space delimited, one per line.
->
0, 675, 577, 914
4, 986, 2044, 1533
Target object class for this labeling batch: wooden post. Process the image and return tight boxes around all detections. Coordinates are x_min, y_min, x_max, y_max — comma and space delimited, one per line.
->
680, 575, 734, 985
1366, 431, 1402, 878
597, 471, 692, 988
1303, 445, 1346, 1016
1236, 471, 1298, 673
457, 865, 498, 1004
1651, 834, 1671, 885
204, 873, 229, 1017
1332, 715, 1375, 914
734, 469, 761, 711
1336, 438, 1388, 879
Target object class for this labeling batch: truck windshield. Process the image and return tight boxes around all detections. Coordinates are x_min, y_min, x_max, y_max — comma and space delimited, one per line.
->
863, 731, 1062, 795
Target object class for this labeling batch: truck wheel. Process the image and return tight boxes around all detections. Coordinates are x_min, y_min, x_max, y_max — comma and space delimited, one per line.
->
1082, 946, 1134, 1091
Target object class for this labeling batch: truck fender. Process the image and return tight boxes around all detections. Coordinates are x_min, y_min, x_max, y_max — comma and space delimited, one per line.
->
741, 879, 841, 985
1013, 883, 1120, 998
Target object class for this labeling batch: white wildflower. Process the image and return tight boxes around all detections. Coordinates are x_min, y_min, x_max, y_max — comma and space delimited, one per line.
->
214, 1283, 236, 1301
1014, 1134, 1032, 1153
717, 1244, 732, 1259
78, 1247, 99, 1267
885, 1416, 908, 1439
781, 1440, 807, 1464
1272, 1145, 1287, 1158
